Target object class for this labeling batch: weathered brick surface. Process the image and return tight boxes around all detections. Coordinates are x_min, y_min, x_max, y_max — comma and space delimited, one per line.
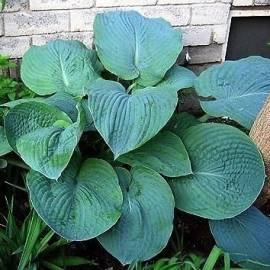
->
0, 15, 3, 36
191, 4, 230, 25
4, 11, 69, 36
254, 0, 270, 5
159, 0, 215, 4
70, 9, 98, 32
2, 0, 28, 12
212, 24, 228, 44
181, 25, 212, 46
71, 5, 190, 32
32, 32, 93, 48
188, 44, 223, 64
233, 0, 253, 6
0, 36, 30, 58
96, 0, 157, 7
30, 0, 94, 10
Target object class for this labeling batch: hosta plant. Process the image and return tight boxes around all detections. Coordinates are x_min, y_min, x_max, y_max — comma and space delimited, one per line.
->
0, 10, 270, 267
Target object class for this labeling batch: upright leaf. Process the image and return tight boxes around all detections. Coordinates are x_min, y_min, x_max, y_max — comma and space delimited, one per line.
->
118, 131, 192, 177
210, 207, 270, 269
94, 11, 182, 86
88, 79, 178, 158
21, 40, 102, 96
169, 123, 265, 219
5, 101, 85, 179
98, 167, 174, 265
195, 56, 270, 129
27, 153, 123, 241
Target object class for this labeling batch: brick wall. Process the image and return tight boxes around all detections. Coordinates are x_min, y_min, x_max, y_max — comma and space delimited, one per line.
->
0, 0, 270, 70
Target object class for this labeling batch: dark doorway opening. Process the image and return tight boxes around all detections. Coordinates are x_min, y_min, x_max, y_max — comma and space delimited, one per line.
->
226, 16, 270, 60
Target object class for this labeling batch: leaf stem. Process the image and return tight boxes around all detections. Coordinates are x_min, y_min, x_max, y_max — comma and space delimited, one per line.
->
127, 82, 137, 93
4, 181, 27, 192
5, 158, 30, 170
198, 114, 211, 123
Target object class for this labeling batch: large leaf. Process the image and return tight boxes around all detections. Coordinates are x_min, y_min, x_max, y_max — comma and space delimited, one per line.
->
195, 56, 270, 129
118, 131, 192, 177
0, 126, 12, 156
5, 101, 85, 179
210, 207, 270, 269
94, 11, 182, 87
21, 40, 102, 96
165, 112, 200, 137
27, 154, 123, 241
98, 167, 174, 265
169, 123, 265, 219
88, 79, 178, 158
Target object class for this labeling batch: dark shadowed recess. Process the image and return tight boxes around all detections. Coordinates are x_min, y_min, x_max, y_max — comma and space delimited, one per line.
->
226, 16, 270, 60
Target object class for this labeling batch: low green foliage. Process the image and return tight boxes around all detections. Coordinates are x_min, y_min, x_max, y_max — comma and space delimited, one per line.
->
0, 10, 269, 268
0, 56, 35, 103
0, 198, 93, 270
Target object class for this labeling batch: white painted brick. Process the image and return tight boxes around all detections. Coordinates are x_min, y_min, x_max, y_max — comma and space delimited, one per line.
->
2, 0, 28, 12
0, 15, 3, 36
96, 0, 156, 7
181, 26, 212, 46
254, 0, 270, 5
71, 6, 190, 32
4, 11, 69, 36
233, 0, 253, 6
0, 36, 30, 58
71, 9, 98, 32
191, 4, 230, 25
30, 0, 94, 11
212, 24, 228, 44
129, 6, 191, 26
32, 32, 93, 48
158, 0, 215, 4
188, 44, 223, 64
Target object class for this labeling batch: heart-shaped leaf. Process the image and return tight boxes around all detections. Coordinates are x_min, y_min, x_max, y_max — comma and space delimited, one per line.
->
195, 56, 270, 129
0, 126, 12, 156
98, 167, 174, 265
94, 11, 182, 87
118, 131, 192, 177
21, 40, 102, 96
27, 154, 123, 241
169, 123, 265, 219
88, 79, 178, 158
5, 101, 85, 179
210, 207, 270, 269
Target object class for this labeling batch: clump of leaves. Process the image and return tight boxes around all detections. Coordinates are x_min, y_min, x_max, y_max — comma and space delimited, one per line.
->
0, 198, 93, 270
0, 10, 270, 268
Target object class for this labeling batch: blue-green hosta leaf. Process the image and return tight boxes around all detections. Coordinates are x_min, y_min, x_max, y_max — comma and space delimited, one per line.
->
21, 40, 102, 96
47, 93, 95, 131
5, 101, 85, 179
210, 207, 270, 269
98, 167, 174, 265
0, 126, 12, 156
165, 112, 200, 137
88, 79, 178, 158
94, 11, 182, 87
169, 123, 265, 219
195, 56, 270, 129
118, 131, 192, 177
27, 154, 123, 241
159, 66, 196, 90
